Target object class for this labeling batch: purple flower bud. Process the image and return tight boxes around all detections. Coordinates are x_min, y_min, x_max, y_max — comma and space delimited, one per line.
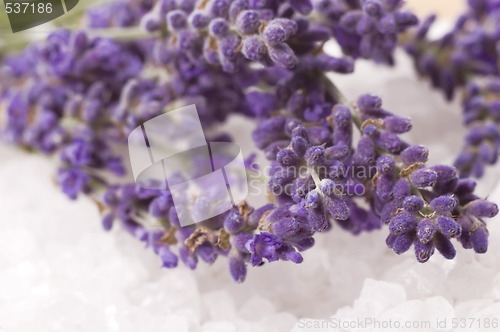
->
292, 124, 309, 140
414, 240, 434, 263
383, 116, 412, 134
57, 167, 90, 200
290, 0, 313, 15
466, 200, 499, 218
389, 211, 418, 235
262, 19, 298, 46
333, 105, 353, 146
236, 10, 261, 35
277, 245, 303, 263
358, 94, 382, 112
436, 215, 462, 238
430, 165, 457, 183
377, 14, 396, 34
430, 196, 457, 212
242, 35, 268, 62
179, 245, 198, 269
325, 144, 350, 161
305, 145, 326, 166
284, 118, 301, 136
316, 54, 355, 74
409, 168, 438, 188
363, 0, 383, 16
377, 174, 394, 201
403, 195, 424, 212
269, 217, 300, 238
323, 194, 350, 221
209, 0, 231, 17
394, 11, 419, 28
479, 141, 497, 164
434, 233, 456, 259
277, 149, 299, 166
391, 232, 415, 254
102, 213, 114, 231
356, 136, 376, 165
307, 206, 329, 232
377, 155, 396, 174
209, 18, 230, 38
224, 209, 244, 233
339, 10, 363, 32
306, 189, 321, 209
291, 136, 308, 157
197, 243, 217, 263
356, 16, 375, 35
267, 43, 297, 69
416, 218, 436, 244
158, 245, 179, 268
470, 226, 488, 254
149, 194, 173, 218
229, 251, 247, 282
167, 10, 187, 30
375, 130, 403, 153
400, 145, 429, 164
190, 11, 210, 29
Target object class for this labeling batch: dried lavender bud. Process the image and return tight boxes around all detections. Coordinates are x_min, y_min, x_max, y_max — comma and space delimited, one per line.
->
470, 226, 489, 253
209, 18, 230, 38
436, 215, 462, 238
333, 105, 353, 146
416, 219, 436, 244
400, 145, 429, 165
277, 149, 300, 166
466, 200, 499, 218
434, 233, 456, 259
356, 136, 376, 165
414, 240, 434, 263
403, 195, 424, 212
389, 211, 419, 235
393, 178, 411, 200
391, 231, 416, 254
242, 35, 268, 62
430, 196, 457, 212
167, 10, 187, 30
262, 19, 298, 46
377, 155, 396, 174
290, 0, 313, 15
305, 146, 326, 167
291, 136, 309, 157
409, 168, 438, 188
229, 251, 247, 283
376, 174, 394, 201
325, 144, 350, 161
236, 10, 261, 35
383, 115, 412, 134
267, 44, 298, 69
224, 208, 245, 233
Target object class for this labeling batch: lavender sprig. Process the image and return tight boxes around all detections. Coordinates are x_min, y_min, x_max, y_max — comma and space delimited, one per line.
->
0, 0, 497, 284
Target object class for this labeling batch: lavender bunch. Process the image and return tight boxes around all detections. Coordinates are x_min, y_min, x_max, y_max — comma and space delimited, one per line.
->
0, 0, 497, 283
316, 0, 418, 64
404, 1, 500, 101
